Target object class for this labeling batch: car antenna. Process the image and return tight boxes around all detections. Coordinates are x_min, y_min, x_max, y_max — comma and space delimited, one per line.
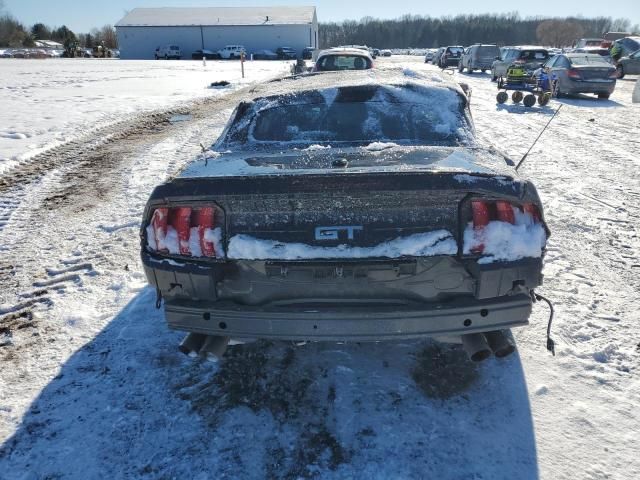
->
515, 104, 563, 171
199, 142, 208, 166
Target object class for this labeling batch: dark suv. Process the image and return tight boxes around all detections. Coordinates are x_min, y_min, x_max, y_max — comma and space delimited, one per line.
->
438, 46, 464, 68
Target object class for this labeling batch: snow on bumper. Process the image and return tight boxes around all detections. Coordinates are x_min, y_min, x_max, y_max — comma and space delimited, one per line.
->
227, 230, 457, 260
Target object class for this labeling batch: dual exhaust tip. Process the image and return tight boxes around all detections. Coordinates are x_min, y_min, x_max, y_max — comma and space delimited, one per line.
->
178, 331, 514, 364
179, 333, 230, 361
461, 330, 516, 362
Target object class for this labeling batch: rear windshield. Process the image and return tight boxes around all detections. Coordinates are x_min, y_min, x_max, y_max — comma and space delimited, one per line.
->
240, 86, 470, 146
447, 47, 464, 54
317, 55, 372, 71
519, 50, 549, 61
477, 46, 499, 55
569, 55, 611, 66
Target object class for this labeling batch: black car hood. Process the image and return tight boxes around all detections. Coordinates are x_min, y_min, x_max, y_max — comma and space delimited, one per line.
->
178, 145, 518, 179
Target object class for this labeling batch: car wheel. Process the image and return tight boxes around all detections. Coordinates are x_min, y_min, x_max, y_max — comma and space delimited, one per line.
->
512, 91, 523, 103
538, 93, 551, 106
467, 66, 473, 73
523, 94, 536, 107
598, 93, 610, 99
616, 64, 625, 79
496, 91, 508, 104
458, 63, 464, 72
552, 80, 562, 98
481, 69, 487, 73
491, 70, 497, 82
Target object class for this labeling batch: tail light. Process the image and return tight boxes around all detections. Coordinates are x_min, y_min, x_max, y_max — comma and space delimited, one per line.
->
567, 68, 581, 80
146, 205, 223, 258
469, 200, 542, 254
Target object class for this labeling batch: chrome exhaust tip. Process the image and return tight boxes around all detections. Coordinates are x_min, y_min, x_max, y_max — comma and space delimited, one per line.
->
199, 335, 230, 362
484, 330, 516, 358
178, 333, 207, 356
461, 333, 493, 362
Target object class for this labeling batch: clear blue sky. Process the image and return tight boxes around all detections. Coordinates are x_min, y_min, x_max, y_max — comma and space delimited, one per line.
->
4, 0, 639, 33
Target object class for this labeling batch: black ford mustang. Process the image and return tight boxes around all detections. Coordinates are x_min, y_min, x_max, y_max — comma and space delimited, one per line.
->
140, 69, 549, 361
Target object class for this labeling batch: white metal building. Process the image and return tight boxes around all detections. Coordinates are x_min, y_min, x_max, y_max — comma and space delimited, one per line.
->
115, 6, 318, 60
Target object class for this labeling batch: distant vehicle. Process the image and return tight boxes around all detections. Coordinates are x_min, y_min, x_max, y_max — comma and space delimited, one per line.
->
217, 45, 246, 59
0, 50, 13, 58
192, 49, 219, 60
252, 49, 278, 60
459, 44, 500, 73
424, 50, 435, 62
380, 49, 392, 57
313, 48, 374, 72
575, 38, 603, 49
601, 32, 632, 49
370, 48, 380, 58
536, 53, 616, 99
438, 46, 464, 68
302, 47, 315, 60
573, 47, 611, 61
492, 47, 549, 81
431, 47, 445, 65
616, 49, 640, 78
611, 37, 640, 59
276, 47, 297, 59
155, 45, 181, 60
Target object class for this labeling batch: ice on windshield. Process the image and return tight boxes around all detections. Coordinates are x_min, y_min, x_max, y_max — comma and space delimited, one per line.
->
231, 84, 471, 147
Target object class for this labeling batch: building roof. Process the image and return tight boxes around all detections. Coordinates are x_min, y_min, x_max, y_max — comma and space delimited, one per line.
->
115, 6, 316, 28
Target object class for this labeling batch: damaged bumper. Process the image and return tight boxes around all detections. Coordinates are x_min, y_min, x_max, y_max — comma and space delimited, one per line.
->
142, 252, 542, 341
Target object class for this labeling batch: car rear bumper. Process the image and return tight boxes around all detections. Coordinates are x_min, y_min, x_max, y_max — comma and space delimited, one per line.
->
142, 252, 543, 341
566, 79, 616, 94
163, 293, 532, 341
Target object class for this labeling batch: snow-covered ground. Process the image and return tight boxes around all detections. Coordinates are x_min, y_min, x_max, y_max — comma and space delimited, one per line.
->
0, 56, 639, 479
0, 58, 292, 174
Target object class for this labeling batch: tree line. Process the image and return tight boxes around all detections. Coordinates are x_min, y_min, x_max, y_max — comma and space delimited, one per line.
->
0, 2, 116, 49
319, 14, 638, 48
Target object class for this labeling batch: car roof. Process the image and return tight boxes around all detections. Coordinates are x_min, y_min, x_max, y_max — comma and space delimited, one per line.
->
318, 47, 373, 58
511, 45, 547, 50
565, 53, 609, 59
247, 68, 467, 103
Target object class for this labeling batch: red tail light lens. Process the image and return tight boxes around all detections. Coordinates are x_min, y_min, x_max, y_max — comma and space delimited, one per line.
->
568, 68, 581, 80
146, 205, 222, 258
469, 200, 542, 254
496, 201, 515, 224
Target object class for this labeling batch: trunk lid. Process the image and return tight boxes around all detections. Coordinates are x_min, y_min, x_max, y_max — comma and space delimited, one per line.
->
149, 146, 531, 251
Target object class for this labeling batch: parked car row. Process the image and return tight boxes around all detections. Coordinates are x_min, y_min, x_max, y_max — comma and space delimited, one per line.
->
156, 44, 317, 61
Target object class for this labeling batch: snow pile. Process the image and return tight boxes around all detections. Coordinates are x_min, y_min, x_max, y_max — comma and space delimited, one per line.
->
463, 208, 546, 263
228, 230, 457, 260
362, 142, 399, 151
0, 59, 288, 175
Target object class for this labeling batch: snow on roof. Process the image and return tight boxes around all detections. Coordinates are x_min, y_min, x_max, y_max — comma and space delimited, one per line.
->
115, 6, 316, 27
34, 40, 63, 48
245, 68, 466, 102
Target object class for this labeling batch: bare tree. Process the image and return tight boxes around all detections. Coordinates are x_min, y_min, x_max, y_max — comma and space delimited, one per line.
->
536, 19, 584, 47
